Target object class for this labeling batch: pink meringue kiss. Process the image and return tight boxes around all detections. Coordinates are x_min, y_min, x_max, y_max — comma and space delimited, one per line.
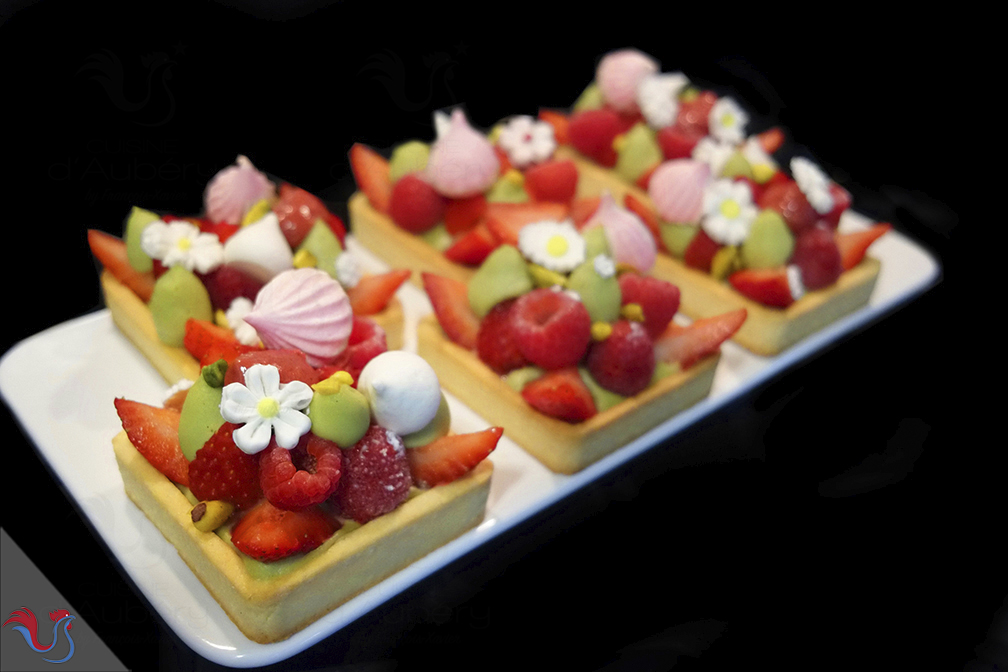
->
648, 159, 711, 225
596, 49, 659, 114
583, 192, 656, 274
242, 268, 353, 366
204, 155, 276, 225
424, 109, 500, 198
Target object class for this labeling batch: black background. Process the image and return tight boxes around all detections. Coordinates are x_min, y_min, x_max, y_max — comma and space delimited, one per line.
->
1, 1, 985, 670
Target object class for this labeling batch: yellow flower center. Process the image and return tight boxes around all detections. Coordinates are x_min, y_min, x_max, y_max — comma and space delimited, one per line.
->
177, 237, 192, 251
546, 234, 569, 258
257, 397, 279, 418
721, 112, 736, 127
720, 199, 741, 219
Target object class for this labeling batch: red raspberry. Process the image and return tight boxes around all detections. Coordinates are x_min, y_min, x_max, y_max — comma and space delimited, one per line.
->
389, 174, 446, 233
476, 299, 528, 374
618, 273, 681, 339
792, 225, 843, 290
188, 423, 263, 509
331, 424, 413, 524
224, 349, 321, 387
510, 288, 592, 370
259, 434, 343, 510
586, 320, 656, 396
317, 316, 387, 384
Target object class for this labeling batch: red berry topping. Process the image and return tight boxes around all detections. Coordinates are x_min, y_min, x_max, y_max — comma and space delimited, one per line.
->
349, 144, 392, 214
114, 398, 190, 486
520, 367, 597, 423
272, 183, 347, 249
331, 424, 413, 524
586, 320, 656, 396
407, 426, 502, 488
618, 273, 680, 339
510, 288, 592, 370
729, 267, 795, 308
836, 223, 891, 271
444, 223, 498, 267
476, 299, 528, 375
199, 263, 265, 312
224, 349, 321, 387
188, 423, 263, 509
88, 229, 155, 302
230, 498, 339, 562
183, 319, 262, 369
389, 174, 447, 234
443, 193, 488, 235
319, 316, 388, 384
523, 159, 578, 203
345, 269, 411, 316
758, 179, 818, 235
676, 90, 717, 135
654, 308, 747, 369
682, 228, 721, 273
656, 125, 703, 160
567, 108, 624, 167
422, 273, 480, 350
259, 434, 343, 511
792, 225, 843, 290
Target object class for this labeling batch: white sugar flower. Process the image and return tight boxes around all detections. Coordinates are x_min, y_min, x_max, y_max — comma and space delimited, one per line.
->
692, 136, 736, 176
335, 251, 361, 289
225, 297, 260, 346
140, 219, 224, 273
708, 97, 748, 145
219, 364, 313, 454
702, 179, 757, 246
496, 115, 556, 168
637, 72, 690, 129
791, 157, 835, 214
517, 219, 586, 273
593, 254, 616, 279
742, 137, 777, 172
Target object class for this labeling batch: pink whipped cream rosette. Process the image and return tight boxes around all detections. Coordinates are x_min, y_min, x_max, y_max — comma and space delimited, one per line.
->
596, 49, 659, 114
648, 159, 711, 225
204, 155, 276, 225
424, 109, 500, 198
583, 192, 657, 274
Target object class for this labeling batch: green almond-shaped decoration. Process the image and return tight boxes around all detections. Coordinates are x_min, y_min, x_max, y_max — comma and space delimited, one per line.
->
296, 219, 343, 279
741, 210, 794, 269
420, 222, 453, 252
388, 140, 430, 184
178, 361, 228, 462
402, 392, 451, 448
566, 257, 621, 323
652, 360, 680, 382
307, 374, 371, 448
582, 224, 611, 260
468, 245, 534, 318
659, 223, 699, 259
148, 266, 213, 347
578, 367, 626, 414
505, 365, 546, 392
573, 82, 605, 111
486, 175, 529, 203
615, 123, 662, 184
124, 206, 160, 273
719, 151, 755, 180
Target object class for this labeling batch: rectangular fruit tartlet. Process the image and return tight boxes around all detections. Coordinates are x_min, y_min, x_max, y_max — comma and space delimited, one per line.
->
539, 48, 891, 355
110, 293, 501, 642
90, 155, 412, 385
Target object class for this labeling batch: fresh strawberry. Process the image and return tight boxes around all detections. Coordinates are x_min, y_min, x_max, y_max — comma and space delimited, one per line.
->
682, 228, 721, 273
388, 173, 447, 233
443, 193, 488, 235
520, 367, 597, 423
819, 183, 852, 230
349, 143, 392, 214
199, 263, 265, 311
88, 229, 156, 302
524, 159, 578, 203
407, 426, 501, 488
183, 319, 261, 368
618, 273, 680, 338
758, 179, 818, 235
656, 125, 704, 161
653, 308, 747, 369
756, 127, 785, 154
259, 433, 342, 510
622, 193, 664, 250
836, 223, 891, 271
321, 316, 388, 383
331, 424, 412, 524
346, 269, 411, 315
586, 320, 655, 396
476, 298, 528, 374
484, 201, 569, 246
510, 288, 592, 370
199, 219, 241, 244
422, 273, 480, 349
792, 225, 843, 290
114, 398, 190, 486
188, 422, 263, 509
676, 90, 718, 135
224, 349, 321, 387
444, 223, 498, 266
230, 498, 339, 562
567, 108, 624, 166
538, 109, 570, 145
272, 183, 348, 248
728, 267, 796, 307
569, 196, 602, 227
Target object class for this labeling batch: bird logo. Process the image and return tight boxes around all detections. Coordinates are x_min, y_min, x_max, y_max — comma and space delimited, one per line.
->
3, 607, 76, 664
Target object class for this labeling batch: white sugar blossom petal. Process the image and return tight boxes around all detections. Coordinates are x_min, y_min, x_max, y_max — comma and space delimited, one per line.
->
708, 97, 748, 145
234, 417, 273, 454
140, 220, 223, 273
272, 409, 313, 448
274, 380, 314, 409
335, 252, 361, 289
702, 179, 757, 246
226, 297, 260, 346
216, 363, 313, 454
497, 115, 556, 168
637, 72, 689, 129
692, 137, 736, 176
791, 157, 835, 214
517, 220, 585, 273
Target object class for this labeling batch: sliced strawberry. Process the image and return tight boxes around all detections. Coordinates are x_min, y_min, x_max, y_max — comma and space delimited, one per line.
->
88, 229, 156, 302
521, 367, 597, 423
653, 309, 747, 369
756, 127, 785, 154
476, 298, 528, 374
728, 267, 795, 308
484, 201, 570, 246
682, 228, 721, 273
421, 273, 480, 349
538, 109, 570, 145
199, 263, 265, 311
618, 273, 680, 338
585, 320, 655, 396
388, 173, 447, 233
224, 349, 321, 387
188, 422, 262, 509
331, 424, 412, 524
836, 223, 891, 271
349, 143, 392, 214
407, 426, 501, 488
444, 193, 488, 235
524, 159, 578, 203
567, 108, 624, 167
114, 398, 190, 486
231, 498, 339, 562
656, 125, 704, 161
676, 90, 718, 135
183, 319, 261, 368
758, 179, 818, 235
346, 269, 411, 315
321, 316, 388, 383
443, 223, 498, 266
272, 183, 348, 248
569, 196, 602, 228
199, 219, 241, 245
622, 193, 664, 250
